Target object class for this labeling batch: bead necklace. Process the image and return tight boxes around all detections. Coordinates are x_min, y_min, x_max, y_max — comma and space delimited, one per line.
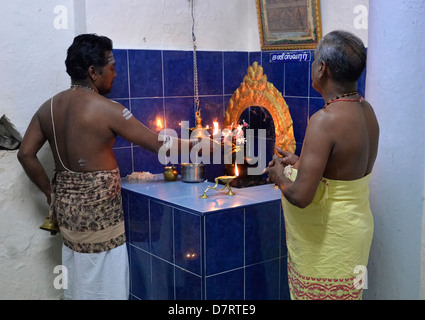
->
324, 91, 359, 108
70, 84, 96, 93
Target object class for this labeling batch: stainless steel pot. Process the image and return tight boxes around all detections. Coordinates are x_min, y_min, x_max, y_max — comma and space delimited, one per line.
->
181, 163, 205, 182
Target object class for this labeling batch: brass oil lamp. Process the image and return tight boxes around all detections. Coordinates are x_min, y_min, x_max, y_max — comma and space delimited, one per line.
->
200, 164, 239, 198
190, 110, 210, 140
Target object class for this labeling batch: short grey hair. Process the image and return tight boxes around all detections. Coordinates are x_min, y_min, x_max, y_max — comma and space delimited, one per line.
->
314, 30, 366, 82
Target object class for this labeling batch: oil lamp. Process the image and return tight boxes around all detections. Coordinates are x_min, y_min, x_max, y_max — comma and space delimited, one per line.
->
190, 110, 210, 140
200, 163, 239, 198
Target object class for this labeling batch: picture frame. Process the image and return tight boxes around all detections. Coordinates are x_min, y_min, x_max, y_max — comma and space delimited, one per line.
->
256, 0, 322, 51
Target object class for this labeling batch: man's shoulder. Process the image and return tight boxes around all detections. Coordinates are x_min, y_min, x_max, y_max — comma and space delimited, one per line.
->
94, 95, 123, 107
89, 96, 129, 125
93, 96, 125, 115
309, 108, 333, 127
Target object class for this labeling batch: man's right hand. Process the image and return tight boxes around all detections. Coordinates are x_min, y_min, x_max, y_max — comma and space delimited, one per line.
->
275, 147, 299, 166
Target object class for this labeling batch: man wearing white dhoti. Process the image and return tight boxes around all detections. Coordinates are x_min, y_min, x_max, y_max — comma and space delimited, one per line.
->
18, 34, 196, 299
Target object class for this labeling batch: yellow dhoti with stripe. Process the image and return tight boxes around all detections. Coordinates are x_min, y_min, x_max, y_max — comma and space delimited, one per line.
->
282, 167, 373, 300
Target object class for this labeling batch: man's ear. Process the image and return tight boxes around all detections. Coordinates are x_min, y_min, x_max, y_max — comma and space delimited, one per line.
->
88, 65, 97, 81
318, 61, 327, 79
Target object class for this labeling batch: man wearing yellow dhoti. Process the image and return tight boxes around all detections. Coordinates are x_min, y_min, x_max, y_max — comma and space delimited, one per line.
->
265, 30, 379, 300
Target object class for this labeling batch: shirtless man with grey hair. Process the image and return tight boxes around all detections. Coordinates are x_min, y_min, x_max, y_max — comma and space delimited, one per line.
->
267, 30, 379, 207
265, 30, 379, 300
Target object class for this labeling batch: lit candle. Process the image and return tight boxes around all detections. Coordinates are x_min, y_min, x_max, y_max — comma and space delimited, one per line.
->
213, 121, 219, 135
156, 116, 163, 131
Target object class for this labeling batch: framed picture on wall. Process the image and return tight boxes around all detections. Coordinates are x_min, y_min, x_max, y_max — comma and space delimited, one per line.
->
256, 0, 322, 50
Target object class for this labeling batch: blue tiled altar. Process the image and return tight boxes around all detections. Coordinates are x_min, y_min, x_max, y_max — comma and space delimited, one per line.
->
121, 176, 290, 300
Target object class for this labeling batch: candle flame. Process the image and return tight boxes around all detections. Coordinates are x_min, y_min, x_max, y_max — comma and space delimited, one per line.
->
213, 121, 219, 135
156, 117, 163, 130
234, 163, 239, 177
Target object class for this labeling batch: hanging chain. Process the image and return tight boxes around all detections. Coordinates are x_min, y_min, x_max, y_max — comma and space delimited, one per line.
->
191, 0, 200, 113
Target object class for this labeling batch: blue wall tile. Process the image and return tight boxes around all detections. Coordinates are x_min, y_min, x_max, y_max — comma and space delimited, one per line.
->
163, 50, 193, 97
205, 209, 244, 276
129, 246, 151, 300
128, 191, 150, 251
285, 62, 310, 97
245, 259, 280, 300
197, 51, 223, 96
151, 256, 175, 299
175, 268, 202, 300
174, 209, 201, 275
224, 52, 249, 94
150, 201, 174, 262
129, 50, 163, 98
206, 268, 244, 300
245, 202, 281, 265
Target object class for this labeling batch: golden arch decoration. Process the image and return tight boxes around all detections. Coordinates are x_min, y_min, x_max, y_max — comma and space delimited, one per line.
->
224, 62, 296, 154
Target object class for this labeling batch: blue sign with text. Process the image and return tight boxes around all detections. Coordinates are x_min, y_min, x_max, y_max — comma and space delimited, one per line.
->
270, 51, 311, 63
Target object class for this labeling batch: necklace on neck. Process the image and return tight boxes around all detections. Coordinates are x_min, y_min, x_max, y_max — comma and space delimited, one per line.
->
324, 91, 359, 108
71, 84, 96, 93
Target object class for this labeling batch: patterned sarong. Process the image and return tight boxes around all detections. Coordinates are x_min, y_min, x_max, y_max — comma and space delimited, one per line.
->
49, 167, 126, 253
282, 167, 373, 300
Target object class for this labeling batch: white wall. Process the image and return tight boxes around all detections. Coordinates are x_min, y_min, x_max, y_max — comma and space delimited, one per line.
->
365, 0, 425, 300
0, 0, 371, 299
84, 0, 368, 51
0, 0, 76, 299
85, 0, 258, 51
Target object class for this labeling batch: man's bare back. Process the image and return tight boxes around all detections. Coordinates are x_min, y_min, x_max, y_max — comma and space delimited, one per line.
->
306, 98, 379, 181
35, 86, 167, 173
38, 88, 121, 172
